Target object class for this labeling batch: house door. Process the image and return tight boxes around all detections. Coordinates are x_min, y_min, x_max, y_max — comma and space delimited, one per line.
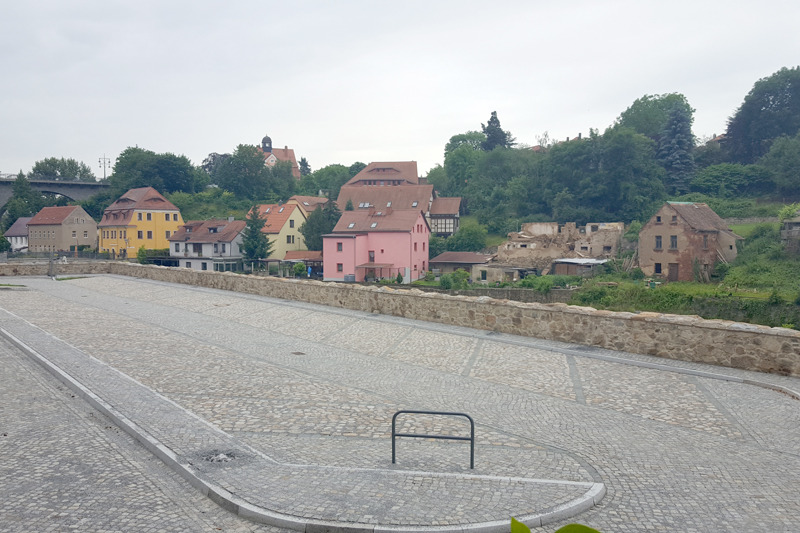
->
667, 263, 679, 281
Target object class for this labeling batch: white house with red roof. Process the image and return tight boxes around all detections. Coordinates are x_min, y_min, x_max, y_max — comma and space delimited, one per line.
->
168, 218, 246, 272
322, 208, 430, 283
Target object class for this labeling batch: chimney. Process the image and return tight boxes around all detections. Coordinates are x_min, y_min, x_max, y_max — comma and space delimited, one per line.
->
228, 216, 234, 222
578, 132, 582, 140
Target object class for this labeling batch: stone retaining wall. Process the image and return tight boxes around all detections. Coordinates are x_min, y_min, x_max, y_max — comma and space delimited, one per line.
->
3, 261, 799, 377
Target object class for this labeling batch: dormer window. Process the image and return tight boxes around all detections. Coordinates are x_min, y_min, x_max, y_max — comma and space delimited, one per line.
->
348, 222, 355, 229
370, 222, 378, 228
411, 201, 418, 207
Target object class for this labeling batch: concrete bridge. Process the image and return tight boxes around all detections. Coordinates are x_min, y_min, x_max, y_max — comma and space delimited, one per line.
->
0, 177, 109, 207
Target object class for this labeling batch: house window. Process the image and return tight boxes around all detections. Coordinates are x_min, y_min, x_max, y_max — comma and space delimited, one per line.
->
83, 231, 88, 238
193, 243, 202, 253
221, 243, 226, 253
138, 213, 143, 221
165, 213, 170, 221
655, 236, 662, 249
286, 235, 294, 244
370, 222, 377, 228
348, 223, 355, 228
703, 235, 708, 249
481, 270, 487, 281
422, 242, 425, 251
72, 230, 77, 238
214, 244, 219, 253
337, 263, 343, 272
412, 201, 418, 207
655, 216, 661, 223
655, 263, 662, 274
165, 231, 171, 238
174, 243, 180, 252
201, 262, 207, 271
591, 225, 599, 232
670, 235, 677, 249
186, 262, 191, 268
603, 246, 612, 253
671, 215, 678, 223
337, 242, 343, 252
147, 213, 152, 221
414, 242, 418, 251
173, 214, 178, 221
147, 231, 153, 239
290, 219, 294, 228
138, 231, 143, 239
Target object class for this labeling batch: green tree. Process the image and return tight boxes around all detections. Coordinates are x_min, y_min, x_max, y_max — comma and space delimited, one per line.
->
726, 67, 800, 164
29, 157, 97, 181
299, 201, 341, 250
481, 111, 515, 151
0, 235, 10, 252
298, 164, 351, 199
658, 103, 696, 195
299, 157, 311, 177
447, 220, 488, 251
348, 162, 367, 177
110, 147, 199, 194
1, 172, 44, 230
429, 235, 447, 258
758, 132, 800, 196
616, 93, 694, 143
690, 163, 772, 197
212, 144, 281, 201
292, 261, 307, 277
444, 131, 486, 157
241, 206, 272, 261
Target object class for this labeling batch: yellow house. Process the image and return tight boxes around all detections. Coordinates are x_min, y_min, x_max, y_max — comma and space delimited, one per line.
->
99, 187, 184, 258
254, 203, 307, 260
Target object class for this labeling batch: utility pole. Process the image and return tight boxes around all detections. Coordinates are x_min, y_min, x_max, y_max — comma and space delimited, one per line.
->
98, 154, 111, 180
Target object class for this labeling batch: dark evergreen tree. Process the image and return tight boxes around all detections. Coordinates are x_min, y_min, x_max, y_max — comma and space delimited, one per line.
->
299, 157, 311, 177
658, 103, 696, 195
299, 201, 341, 250
480, 111, 515, 151
241, 206, 272, 262
725, 67, 800, 164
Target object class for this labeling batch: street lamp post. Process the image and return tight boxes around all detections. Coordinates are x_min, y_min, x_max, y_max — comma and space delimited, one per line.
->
98, 154, 111, 180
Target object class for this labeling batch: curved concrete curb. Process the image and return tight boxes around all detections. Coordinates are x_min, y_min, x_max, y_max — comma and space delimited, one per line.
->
2, 327, 604, 533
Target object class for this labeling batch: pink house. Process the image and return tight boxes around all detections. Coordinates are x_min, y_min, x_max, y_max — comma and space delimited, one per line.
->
323, 208, 430, 283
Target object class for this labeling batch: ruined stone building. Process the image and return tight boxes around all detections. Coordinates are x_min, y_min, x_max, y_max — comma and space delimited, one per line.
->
495, 221, 625, 273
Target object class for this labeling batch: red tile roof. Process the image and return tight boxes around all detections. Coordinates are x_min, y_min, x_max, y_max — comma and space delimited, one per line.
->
667, 202, 741, 237
28, 206, 83, 226
168, 219, 246, 244
289, 195, 328, 212
254, 203, 304, 235
332, 208, 427, 233
430, 252, 490, 264
430, 197, 461, 215
100, 187, 180, 227
344, 161, 419, 186
284, 250, 323, 262
336, 184, 433, 212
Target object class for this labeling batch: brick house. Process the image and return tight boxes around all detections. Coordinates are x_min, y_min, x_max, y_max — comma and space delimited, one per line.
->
638, 202, 741, 282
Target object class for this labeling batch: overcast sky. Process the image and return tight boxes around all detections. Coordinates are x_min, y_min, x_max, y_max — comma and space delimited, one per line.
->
2, 1, 799, 180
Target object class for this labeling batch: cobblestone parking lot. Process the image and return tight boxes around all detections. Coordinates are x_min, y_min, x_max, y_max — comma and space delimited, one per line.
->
1, 274, 799, 532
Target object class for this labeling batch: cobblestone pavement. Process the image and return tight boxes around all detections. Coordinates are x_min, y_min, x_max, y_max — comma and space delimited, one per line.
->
0, 335, 285, 533
1, 275, 800, 532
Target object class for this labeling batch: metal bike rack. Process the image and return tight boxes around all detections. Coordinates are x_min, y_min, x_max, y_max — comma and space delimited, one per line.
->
391, 410, 475, 469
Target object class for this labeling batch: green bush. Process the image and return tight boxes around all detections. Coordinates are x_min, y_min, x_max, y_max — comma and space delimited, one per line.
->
439, 273, 453, 290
